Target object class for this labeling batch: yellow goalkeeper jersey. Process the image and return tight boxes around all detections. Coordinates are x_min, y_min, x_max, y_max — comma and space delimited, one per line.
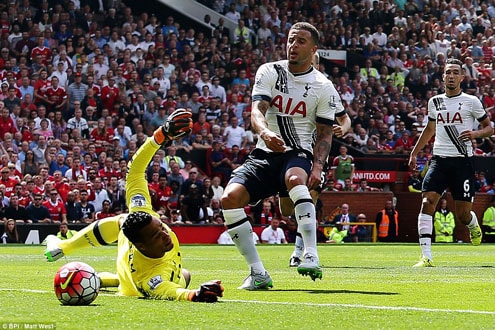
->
115, 137, 191, 301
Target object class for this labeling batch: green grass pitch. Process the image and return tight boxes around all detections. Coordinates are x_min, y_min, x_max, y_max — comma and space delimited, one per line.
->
1, 243, 495, 329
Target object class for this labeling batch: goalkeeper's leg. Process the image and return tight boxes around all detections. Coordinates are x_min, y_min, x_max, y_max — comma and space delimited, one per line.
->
44, 215, 123, 261
98, 272, 120, 287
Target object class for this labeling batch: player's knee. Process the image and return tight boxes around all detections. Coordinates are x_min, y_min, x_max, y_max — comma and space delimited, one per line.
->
457, 209, 471, 224
420, 196, 437, 214
220, 193, 234, 208
287, 174, 305, 188
221, 190, 242, 209
221, 184, 249, 209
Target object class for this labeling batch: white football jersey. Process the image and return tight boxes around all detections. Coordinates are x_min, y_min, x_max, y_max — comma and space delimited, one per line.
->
428, 92, 488, 157
252, 60, 344, 154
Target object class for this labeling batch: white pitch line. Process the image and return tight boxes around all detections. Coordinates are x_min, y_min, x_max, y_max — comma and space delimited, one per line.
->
3, 288, 494, 315
0, 288, 116, 297
223, 299, 495, 315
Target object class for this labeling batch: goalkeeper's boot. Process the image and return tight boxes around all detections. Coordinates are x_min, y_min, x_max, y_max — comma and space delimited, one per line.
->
469, 223, 482, 246
289, 256, 301, 267
413, 256, 435, 267
238, 269, 273, 290
44, 235, 64, 262
297, 253, 322, 281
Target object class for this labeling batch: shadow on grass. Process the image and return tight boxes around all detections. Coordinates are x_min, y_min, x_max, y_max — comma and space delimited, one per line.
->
266, 289, 398, 295
322, 266, 388, 269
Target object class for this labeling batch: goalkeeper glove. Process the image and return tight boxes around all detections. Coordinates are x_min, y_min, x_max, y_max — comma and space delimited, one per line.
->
188, 280, 224, 303
153, 108, 192, 145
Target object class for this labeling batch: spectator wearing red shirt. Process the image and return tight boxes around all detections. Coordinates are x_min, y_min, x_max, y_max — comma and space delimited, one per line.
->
33, 69, 51, 106
20, 93, 37, 115
42, 189, 66, 223
98, 156, 118, 181
192, 112, 210, 136
394, 130, 414, 154
51, 170, 70, 202
95, 199, 115, 220
0, 166, 19, 197
101, 77, 119, 115
0, 105, 17, 140
30, 36, 52, 66
44, 76, 67, 113
85, 75, 101, 96
90, 118, 114, 153
482, 88, 495, 115
150, 175, 172, 212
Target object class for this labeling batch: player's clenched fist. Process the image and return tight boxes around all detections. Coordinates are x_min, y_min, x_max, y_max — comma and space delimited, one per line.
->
189, 280, 224, 303
153, 108, 193, 145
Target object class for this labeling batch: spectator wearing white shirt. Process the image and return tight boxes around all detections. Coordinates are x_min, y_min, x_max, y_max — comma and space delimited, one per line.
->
261, 218, 287, 244
151, 67, 171, 96
359, 27, 374, 46
126, 34, 141, 55
225, 3, 241, 22
93, 55, 109, 80
223, 116, 247, 149
140, 32, 155, 52
50, 62, 68, 88
195, 71, 212, 93
371, 25, 388, 48
210, 77, 227, 103
257, 20, 271, 42
107, 31, 126, 56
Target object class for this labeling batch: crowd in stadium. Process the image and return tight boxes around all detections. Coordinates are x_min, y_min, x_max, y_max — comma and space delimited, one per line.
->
0, 0, 494, 231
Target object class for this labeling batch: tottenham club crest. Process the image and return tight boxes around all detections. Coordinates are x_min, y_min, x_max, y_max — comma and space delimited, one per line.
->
303, 83, 311, 97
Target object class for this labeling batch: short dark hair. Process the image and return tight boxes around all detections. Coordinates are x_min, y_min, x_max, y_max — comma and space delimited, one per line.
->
445, 58, 463, 67
122, 211, 152, 244
290, 22, 320, 45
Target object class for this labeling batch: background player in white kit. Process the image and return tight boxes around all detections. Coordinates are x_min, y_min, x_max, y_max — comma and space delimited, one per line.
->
408, 58, 493, 267
221, 22, 337, 289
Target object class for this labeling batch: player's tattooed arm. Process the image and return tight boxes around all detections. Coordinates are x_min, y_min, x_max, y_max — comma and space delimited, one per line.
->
308, 123, 333, 190
313, 123, 333, 168
251, 99, 270, 134
252, 99, 286, 152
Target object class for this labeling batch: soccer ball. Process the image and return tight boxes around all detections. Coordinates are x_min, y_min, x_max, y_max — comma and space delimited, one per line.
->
54, 261, 100, 305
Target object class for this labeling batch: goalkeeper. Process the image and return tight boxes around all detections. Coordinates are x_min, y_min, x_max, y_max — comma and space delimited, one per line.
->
44, 109, 224, 303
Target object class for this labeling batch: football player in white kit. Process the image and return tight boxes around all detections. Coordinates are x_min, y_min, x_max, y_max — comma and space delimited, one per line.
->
409, 58, 493, 267
221, 22, 339, 289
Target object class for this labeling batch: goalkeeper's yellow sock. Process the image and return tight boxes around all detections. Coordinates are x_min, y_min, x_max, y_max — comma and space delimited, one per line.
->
58, 217, 121, 255
98, 272, 120, 288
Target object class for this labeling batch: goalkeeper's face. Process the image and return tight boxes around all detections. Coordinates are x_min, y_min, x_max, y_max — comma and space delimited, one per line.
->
137, 217, 174, 258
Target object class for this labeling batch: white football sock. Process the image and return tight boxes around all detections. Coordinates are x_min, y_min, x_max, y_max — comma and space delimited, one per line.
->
289, 185, 318, 258
418, 213, 433, 260
223, 208, 265, 274
291, 234, 304, 259
467, 211, 479, 229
